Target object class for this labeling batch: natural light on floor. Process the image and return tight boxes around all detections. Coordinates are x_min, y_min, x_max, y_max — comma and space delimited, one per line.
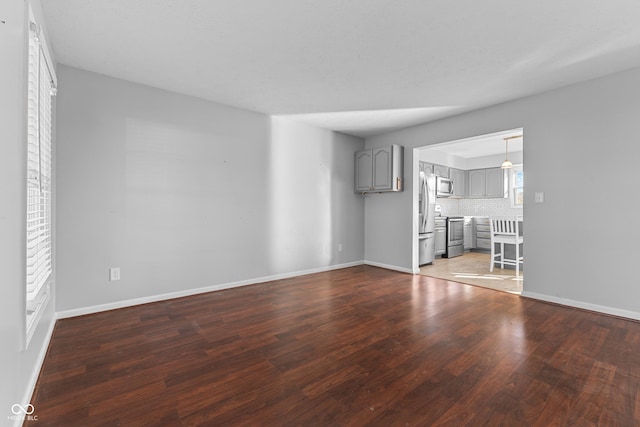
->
420, 252, 523, 294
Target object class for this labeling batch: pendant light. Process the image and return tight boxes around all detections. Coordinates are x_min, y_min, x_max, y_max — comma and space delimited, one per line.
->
501, 135, 521, 169
501, 138, 513, 169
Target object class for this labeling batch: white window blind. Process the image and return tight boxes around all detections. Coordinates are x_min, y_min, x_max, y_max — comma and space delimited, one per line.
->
26, 8, 56, 340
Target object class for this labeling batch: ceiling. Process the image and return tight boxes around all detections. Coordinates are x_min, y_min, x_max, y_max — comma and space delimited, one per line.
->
41, 0, 640, 138
428, 129, 523, 159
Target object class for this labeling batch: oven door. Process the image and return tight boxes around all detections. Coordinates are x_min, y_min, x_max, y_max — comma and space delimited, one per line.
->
448, 218, 464, 246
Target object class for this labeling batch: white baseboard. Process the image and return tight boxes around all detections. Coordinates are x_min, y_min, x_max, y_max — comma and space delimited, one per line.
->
15, 315, 57, 427
56, 261, 365, 319
521, 291, 640, 321
364, 260, 414, 274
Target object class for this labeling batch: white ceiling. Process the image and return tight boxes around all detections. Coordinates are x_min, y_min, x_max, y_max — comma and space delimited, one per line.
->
41, 0, 640, 138
429, 129, 523, 158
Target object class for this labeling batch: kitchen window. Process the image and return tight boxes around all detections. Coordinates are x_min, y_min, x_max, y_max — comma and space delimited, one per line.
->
509, 165, 524, 208
25, 6, 57, 345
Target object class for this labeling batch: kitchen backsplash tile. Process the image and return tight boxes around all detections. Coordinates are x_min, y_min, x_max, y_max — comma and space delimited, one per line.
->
460, 198, 523, 217
436, 197, 523, 218
436, 198, 459, 217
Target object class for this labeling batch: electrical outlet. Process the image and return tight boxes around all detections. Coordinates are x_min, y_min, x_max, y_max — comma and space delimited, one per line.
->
338, 243, 343, 252
109, 267, 120, 281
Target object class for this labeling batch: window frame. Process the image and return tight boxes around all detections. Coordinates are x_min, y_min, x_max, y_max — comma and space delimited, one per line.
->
509, 164, 524, 208
25, 5, 57, 346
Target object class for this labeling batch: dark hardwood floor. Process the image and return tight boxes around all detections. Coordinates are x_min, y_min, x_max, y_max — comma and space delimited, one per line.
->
31, 266, 640, 426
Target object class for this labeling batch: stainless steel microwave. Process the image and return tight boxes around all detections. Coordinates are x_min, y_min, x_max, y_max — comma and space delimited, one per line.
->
436, 176, 454, 197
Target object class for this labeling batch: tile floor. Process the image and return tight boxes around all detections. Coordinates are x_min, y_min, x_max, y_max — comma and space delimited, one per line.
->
419, 251, 523, 294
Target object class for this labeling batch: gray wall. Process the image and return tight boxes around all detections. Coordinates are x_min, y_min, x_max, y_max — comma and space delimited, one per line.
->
55, 66, 364, 313
365, 67, 640, 317
1, 0, 58, 419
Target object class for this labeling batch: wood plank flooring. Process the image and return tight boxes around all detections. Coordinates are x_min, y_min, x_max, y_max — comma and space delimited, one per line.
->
31, 266, 640, 426
420, 252, 523, 294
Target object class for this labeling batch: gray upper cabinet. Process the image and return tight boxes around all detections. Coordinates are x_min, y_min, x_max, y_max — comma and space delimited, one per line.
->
419, 161, 433, 174
449, 168, 466, 198
433, 164, 450, 178
485, 168, 506, 198
372, 147, 393, 190
468, 169, 486, 198
421, 162, 450, 178
468, 167, 506, 198
355, 150, 373, 192
355, 145, 404, 193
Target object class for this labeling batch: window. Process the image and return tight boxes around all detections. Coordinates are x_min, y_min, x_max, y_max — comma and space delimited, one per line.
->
26, 7, 57, 344
509, 165, 524, 208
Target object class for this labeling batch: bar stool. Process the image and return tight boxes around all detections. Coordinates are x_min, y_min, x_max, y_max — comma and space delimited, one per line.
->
489, 217, 523, 277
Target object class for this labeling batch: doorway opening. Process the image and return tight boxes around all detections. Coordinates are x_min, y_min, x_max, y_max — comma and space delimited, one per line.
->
412, 128, 524, 294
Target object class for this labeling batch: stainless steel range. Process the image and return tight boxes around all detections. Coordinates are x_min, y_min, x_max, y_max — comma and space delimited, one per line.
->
443, 216, 464, 258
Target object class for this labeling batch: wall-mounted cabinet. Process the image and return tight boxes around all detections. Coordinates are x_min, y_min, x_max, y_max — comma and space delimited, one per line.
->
433, 164, 450, 178
420, 162, 455, 180
485, 168, 506, 198
355, 150, 374, 192
468, 167, 506, 198
419, 161, 433, 174
355, 145, 404, 193
449, 168, 466, 198
468, 169, 485, 198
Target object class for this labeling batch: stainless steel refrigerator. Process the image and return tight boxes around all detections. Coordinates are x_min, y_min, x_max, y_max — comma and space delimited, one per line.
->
419, 171, 436, 265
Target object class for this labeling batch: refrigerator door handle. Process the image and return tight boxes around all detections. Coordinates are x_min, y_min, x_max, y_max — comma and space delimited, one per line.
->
419, 174, 425, 232
422, 175, 429, 232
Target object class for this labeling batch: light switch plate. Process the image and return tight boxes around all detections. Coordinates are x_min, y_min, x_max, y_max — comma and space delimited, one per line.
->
534, 192, 544, 204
